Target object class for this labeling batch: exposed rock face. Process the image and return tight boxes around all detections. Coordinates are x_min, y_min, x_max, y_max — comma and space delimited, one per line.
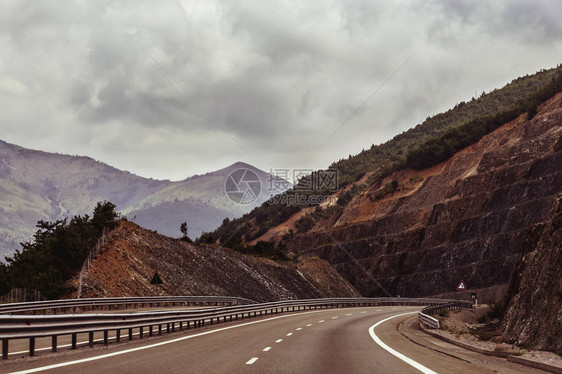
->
74, 221, 359, 302
281, 93, 562, 301
502, 193, 562, 354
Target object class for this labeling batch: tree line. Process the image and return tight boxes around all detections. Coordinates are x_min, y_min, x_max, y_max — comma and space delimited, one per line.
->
404, 67, 562, 170
0, 201, 120, 299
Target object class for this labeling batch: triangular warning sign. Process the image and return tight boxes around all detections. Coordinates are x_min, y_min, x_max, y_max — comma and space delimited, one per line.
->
150, 272, 163, 285
456, 280, 466, 290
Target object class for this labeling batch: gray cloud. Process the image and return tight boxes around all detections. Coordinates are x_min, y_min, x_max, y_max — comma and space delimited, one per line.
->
0, 0, 560, 180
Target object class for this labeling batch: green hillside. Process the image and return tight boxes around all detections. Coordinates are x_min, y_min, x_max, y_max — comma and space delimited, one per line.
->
332, 66, 560, 186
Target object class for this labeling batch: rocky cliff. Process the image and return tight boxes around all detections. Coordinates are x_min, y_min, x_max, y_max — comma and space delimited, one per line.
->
262, 93, 562, 302
502, 193, 562, 354
73, 221, 360, 302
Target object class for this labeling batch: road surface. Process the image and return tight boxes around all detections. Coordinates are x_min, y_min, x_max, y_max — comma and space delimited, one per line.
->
0, 306, 545, 374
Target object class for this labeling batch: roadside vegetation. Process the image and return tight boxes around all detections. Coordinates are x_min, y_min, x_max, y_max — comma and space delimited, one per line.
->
0, 201, 120, 299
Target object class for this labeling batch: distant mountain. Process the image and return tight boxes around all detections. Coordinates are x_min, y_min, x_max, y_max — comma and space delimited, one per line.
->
0, 141, 290, 258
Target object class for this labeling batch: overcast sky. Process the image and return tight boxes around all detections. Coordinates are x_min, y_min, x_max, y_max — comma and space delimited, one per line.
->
1, 0, 561, 181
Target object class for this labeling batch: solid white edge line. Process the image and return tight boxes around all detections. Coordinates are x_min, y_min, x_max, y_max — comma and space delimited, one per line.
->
245, 357, 258, 365
8, 309, 337, 374
368, 312, 438, 374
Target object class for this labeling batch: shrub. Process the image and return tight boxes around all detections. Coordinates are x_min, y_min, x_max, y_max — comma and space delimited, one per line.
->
337, 190, 353, 206
295, 215, 315, 233
438, 309, 450, 318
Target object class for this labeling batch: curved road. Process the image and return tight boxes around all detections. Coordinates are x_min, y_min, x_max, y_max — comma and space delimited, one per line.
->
1, 306, 545, 374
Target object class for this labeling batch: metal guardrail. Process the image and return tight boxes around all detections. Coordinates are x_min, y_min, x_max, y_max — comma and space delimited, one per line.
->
0, 297, 465, 360
0, 296, 258, 315
418, 311, 441, 329
418, 301, 473, 329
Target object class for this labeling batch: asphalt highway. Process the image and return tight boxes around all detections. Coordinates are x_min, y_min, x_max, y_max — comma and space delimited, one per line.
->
0, 306, 545, 374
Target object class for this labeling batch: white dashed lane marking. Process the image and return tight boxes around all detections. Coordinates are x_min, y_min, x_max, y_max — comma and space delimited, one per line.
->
331, 316, 338, 319
286, 333, 293, 336
246, 358, 259, 365
296, 328, 302, 331
275, 339, 283, 343
306, 324, 312, 327
318, 320, 325, 323
263, 347, 271, 352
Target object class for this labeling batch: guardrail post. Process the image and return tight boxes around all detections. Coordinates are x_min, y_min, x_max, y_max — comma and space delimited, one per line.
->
89, 331, 94, 347
116, 329, 121, 343
139, 326, 144, 339
2, 339, 8, 360
71, 333, 77, 349
149, 326, 153, 336
51, 335, 57, 352
128, 328, 133, 340
158, 324, 162, 334
179, 321, 183, 330
103, 331, 108, 345
29, 337, 35, 356
166, 323, 170, 333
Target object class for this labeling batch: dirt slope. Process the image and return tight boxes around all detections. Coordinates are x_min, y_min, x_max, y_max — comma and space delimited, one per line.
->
260, 93, 562, 303
73, 221, 359, 302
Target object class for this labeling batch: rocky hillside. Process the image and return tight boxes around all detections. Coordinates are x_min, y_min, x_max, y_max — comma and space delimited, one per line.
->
502, 192, 562, 354
256, 92, 562, 303
0, 139, 289, 257
74, 221, 359, 302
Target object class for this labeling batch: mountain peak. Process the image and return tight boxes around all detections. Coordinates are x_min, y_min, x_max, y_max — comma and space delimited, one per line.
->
228, 161, 256, 170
